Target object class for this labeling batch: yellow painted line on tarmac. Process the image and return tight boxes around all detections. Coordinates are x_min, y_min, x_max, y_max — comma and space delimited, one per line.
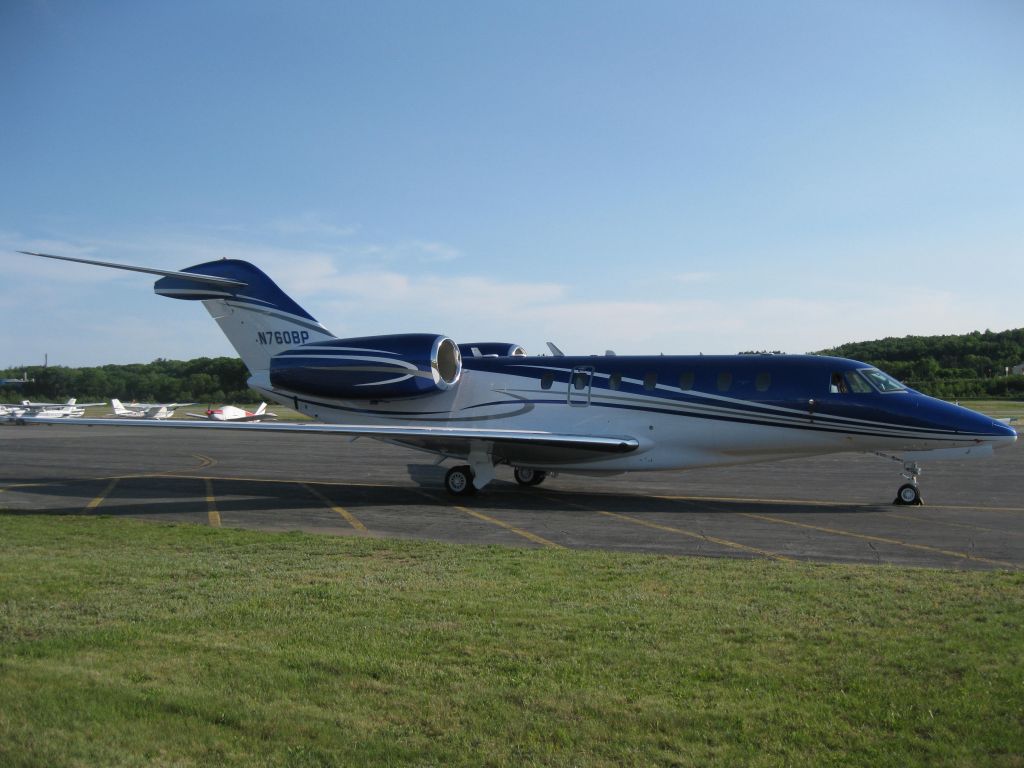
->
653, 493, 1024, 515
192, 454, 216, 470
740, 512, 1020, 570
882, 510, 1024, 538
89, 454, 219, 482
598, 509, 792, 562
924, 503, 1024, 514
654, 493, 853, 508
414, 490, 561, 548
204, 479, 221, 527
84, 478, 119, 513
1, 482, 50, 492
453, 504, 563, 548
552, 494, 791, 562
302, 483, 367, 531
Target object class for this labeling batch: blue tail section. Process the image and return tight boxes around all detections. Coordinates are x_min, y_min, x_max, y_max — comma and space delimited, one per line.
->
154, 259, 335, 376
154, 259, 317, 321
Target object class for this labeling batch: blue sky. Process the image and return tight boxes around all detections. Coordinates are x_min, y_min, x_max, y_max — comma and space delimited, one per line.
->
2, 1, 1022, 367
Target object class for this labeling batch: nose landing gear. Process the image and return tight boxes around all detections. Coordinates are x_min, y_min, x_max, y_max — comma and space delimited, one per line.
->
893, 460, 923, 506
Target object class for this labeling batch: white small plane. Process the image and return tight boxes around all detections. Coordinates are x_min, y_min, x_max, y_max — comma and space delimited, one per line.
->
186, 402, 277, 422
0, 403, 24, 418
12, 249, 1018, 504
3, 398, 104, 419
109, 398, 193, 420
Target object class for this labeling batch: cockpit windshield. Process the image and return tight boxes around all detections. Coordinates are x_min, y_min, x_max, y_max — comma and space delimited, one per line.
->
860, 368, 906, 393
840, 370, 873, 394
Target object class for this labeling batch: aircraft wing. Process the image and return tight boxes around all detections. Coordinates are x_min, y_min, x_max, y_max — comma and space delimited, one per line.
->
13, 416, 640, 462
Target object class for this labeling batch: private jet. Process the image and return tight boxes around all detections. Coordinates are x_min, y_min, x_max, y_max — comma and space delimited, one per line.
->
13, 250, 1017, 503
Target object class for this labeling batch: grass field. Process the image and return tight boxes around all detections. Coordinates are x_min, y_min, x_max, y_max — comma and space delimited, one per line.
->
1, 516, 1021, 767
959, 400, 1023, 422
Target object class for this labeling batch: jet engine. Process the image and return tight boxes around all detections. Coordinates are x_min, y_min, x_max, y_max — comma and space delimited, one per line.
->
269, 334, 462, 399
458, 342, 527, 358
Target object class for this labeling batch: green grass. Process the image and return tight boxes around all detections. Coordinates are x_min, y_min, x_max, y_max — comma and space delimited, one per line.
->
1, 516, 1021, 767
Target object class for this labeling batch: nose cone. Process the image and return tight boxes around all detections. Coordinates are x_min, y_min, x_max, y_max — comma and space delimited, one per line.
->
988, 418, 1019, 448
932, 398, 1018, 448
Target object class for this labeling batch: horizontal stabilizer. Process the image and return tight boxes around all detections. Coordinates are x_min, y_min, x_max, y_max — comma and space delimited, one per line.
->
18, 251, 247, 288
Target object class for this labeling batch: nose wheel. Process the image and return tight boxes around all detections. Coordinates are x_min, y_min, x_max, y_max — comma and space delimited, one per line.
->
894, 483, 922, 505
893, 460, 923, 506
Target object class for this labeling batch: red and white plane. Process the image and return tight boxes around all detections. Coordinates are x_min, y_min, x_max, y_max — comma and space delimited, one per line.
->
187, 402, 276, 422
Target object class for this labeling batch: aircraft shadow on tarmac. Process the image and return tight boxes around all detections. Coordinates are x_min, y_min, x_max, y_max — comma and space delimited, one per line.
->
2, 472, 875, 522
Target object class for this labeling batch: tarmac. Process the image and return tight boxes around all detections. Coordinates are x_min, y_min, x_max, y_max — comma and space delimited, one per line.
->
2, 423, 1021, 570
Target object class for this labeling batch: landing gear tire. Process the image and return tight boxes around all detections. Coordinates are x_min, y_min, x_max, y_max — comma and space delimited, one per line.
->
894, 483, 922, 506
513, 468, 547, 487
445, 465, 476, 496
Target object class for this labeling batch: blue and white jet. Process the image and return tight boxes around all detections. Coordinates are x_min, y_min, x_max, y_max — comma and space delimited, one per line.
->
15, 250, 1017, 503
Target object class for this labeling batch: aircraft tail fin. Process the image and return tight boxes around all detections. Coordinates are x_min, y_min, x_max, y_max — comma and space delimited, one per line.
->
16, 251, 336, 379
111, 398, 126, 415
255, 402, 267, 416
153, 259, 336, 376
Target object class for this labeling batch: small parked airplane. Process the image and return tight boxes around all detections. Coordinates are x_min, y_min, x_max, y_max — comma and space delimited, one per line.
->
110, 398, 193, 420
13, 250, 1017, 504
3, 397, 104, 419
186, 402, 277, 422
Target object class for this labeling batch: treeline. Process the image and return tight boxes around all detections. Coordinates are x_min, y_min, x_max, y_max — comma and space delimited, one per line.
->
5, 328, 1024, 403
818, 328, 1024, 399
0, 357, 255, 404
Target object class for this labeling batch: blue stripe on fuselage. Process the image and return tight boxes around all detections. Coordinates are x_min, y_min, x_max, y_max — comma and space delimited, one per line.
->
461, 353, 1013, 439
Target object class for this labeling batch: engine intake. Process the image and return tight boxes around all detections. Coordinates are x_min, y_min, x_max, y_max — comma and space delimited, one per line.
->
270, 334, 462, 399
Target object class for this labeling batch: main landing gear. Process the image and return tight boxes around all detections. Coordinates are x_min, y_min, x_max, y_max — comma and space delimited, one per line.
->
444, 465, 476, 496
444, 465, 549, 496
513, 468, 547, 487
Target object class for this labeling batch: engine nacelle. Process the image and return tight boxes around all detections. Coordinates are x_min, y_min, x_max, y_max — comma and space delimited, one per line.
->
458, 342, 527, 358
270, 334, 462, 399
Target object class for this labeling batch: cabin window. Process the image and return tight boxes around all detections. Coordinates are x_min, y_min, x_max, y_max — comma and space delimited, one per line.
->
643, 372, 657, 391
829, 372, 848, 394
541, 372, 554, 390
755, 372, 771, 392
608, 372, 621, 390
717, 372, 732, 392
678, 371, 695, 390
